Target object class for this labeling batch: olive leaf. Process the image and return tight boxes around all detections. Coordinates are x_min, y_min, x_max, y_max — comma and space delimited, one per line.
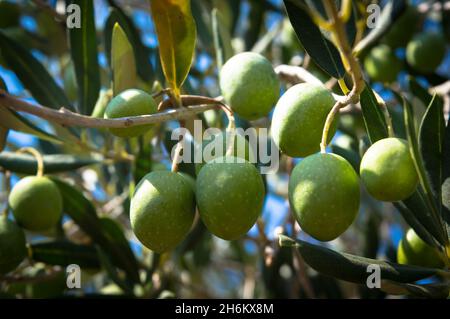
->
104, 4, 154, 83
401, 94, 448, 244
69, 0, 100, 115
279, 235, 447, 284
212, 8, 233, 70
111, 23, 137, 96
419, 94, 446, 211
399, 190, 446, 247
150, 0, 197, 100
243, 0, 264, 51
31, 241, 100, 269
359, 83, 389, 143
0, 151, 101, 175
408, 77, 433, 108
0, 30, 72, 111
393, 201, 437, 248
283, 0, 345, 79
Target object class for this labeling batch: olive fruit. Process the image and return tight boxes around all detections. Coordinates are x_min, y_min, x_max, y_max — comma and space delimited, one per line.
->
130, 171, 196, 253
271, 83, 336, 158
289, 153, 360, 241
104, 89, 157, 138
196, 156, 265, 240
9, 176, 63, 232
195, 130, 255, 175
219, 52, 280, 120
397, 228, 444, 268
364, 45, 402, 83
406, 32, 446, 73
0, 218, 27, 274
360, 138, 418, 201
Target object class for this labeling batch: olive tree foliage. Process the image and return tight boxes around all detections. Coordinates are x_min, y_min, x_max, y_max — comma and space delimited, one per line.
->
0, 0, 449, 299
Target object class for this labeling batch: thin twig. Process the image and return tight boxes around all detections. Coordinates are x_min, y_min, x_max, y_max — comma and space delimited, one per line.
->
319, 1, 365, 153
0, 90, 220, 129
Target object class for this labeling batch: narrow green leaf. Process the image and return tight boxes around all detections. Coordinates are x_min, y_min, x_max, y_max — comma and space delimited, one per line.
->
31, 241, 100, 269
0, 30, 72, 110
111, 23, 137, 95
408, 77, 433, 108
399, 190, 446, 246
279, 235, 445, 284
283, 0, 345, 78
345, 2, 358, 46
419, 94, 445, 209
150, 0, 197, 98
99, 217, 140, 283
402, 94, 447, 243
393, 201, 438, 247
0, 151, 101, 175
212, 8, 233, 70
359, 84, 389, 143
69, 0, 100, 115
0, 107, 62, 144
104, 6, 154, 83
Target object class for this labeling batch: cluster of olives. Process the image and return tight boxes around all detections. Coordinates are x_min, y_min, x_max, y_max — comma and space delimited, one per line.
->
130, 157, 265, 253
126, 51, 427, 260
1, 176, 63, 275
364, 6, 446, 83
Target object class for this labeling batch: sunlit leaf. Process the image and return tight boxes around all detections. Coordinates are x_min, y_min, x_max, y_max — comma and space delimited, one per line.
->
283, 0, 345, 78
401, 94, 447, 244
150, 0, 197, 100
111, 23, 137, 95
419, 94, 445, 209
359, 84, 389, 143
104, 5, 154, 83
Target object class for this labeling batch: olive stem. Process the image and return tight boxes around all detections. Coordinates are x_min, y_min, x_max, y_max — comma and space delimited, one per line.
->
319, 1, 366, 152
16, 147, 45, 177
0, 90, 222, 129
